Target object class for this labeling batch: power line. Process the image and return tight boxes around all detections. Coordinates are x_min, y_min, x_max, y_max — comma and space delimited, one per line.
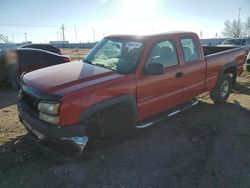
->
0, 23, 59, 28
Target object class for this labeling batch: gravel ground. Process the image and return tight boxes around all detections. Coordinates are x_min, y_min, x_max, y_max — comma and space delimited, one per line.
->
0, 70, 249, 188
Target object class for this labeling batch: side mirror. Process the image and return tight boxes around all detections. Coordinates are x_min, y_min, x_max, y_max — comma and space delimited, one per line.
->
144, 63, 164, 75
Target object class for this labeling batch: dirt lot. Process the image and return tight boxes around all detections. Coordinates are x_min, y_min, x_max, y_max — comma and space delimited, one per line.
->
61, 48, 90, 61
0, 69, 250, 188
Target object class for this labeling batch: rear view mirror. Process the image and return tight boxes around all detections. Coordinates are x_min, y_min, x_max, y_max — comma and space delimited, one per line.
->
144, 63, 164, 75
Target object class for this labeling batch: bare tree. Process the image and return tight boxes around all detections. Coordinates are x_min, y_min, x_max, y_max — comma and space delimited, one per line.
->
222, 17, 250, 38
222, 19, 242, 38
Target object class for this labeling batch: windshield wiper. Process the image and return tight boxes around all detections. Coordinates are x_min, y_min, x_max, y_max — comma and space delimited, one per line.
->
94, 63, 115, 70
83, 59, 116, 72
83, 59, 92, 64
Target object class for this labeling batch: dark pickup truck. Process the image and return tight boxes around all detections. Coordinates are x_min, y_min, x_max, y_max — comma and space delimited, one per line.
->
18, 32, 245, 157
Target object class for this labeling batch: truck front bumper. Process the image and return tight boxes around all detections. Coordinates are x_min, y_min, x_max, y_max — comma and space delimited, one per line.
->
18, 101, 88, 151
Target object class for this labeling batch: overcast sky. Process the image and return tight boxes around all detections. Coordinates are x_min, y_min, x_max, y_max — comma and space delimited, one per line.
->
0, 0, 249, 43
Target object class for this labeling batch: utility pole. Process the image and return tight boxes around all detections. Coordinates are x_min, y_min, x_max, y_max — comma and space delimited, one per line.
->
74, 24, 78, 43
56, 31, 59, 41
237, 8, 241, 38
74, 24, 78, 49
61, 23, 65, 48
12, 34, 15, 43
61, 24, 65, 41
238, 8, 241, 22
24, 32, 27, 42
91, 27, 95, 42
60, 31, 62, 41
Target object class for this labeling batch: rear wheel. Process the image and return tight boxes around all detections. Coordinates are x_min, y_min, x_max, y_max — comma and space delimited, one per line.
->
210, 74, 232, 103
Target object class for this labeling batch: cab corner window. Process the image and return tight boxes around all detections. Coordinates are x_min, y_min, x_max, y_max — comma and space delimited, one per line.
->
180, 38, 199, 63
146, 40, 179, 69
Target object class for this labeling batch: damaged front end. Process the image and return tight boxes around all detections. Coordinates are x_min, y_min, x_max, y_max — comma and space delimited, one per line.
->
18, 82, 88, 158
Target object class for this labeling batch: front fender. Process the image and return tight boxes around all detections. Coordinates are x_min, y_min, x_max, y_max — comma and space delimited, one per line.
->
80, 94, 137, 122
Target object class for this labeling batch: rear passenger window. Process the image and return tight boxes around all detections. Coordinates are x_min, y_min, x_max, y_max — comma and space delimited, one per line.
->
180, 38, 199, 63
146, 40, 179, 68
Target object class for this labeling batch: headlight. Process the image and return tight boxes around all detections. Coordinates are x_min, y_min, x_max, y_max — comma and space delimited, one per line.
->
39, 112, 59, 125
38, 101, 60, 115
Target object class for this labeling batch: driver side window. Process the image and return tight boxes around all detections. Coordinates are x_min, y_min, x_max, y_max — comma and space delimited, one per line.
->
146, 40, 179, 69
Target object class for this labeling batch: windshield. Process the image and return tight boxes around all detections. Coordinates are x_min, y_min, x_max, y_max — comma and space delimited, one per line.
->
222, 39, 242, 45
84, 38, 143, 74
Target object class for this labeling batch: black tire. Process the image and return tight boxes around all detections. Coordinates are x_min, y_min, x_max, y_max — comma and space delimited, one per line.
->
210, 74, 232, 103
87, 103, 135, 139
247, 65, 250, 72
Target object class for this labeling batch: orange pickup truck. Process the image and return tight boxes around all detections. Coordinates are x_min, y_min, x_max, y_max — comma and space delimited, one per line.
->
18, 32, 245, 158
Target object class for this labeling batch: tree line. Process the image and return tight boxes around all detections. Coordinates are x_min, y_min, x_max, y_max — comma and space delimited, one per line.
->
223, 17, 250, 38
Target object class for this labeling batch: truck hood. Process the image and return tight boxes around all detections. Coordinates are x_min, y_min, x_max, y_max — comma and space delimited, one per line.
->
23, 61, 124, 96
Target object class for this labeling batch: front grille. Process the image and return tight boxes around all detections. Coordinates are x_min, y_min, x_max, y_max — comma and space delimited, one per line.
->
22, 92, 40, 113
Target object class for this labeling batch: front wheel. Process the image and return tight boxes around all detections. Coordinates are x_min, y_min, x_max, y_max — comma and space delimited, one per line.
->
210, 74, 232, 103
87, 103, 135, 140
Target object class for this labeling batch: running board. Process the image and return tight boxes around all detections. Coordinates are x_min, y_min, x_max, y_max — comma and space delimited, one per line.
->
136, 99, 199, 129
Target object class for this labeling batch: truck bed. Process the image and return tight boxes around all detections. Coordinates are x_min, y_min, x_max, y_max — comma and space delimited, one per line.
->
203, 46, 245, 91
202, 46, 236, 56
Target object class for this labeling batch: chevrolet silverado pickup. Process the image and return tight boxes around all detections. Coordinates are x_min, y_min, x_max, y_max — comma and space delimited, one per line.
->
18, 32, 246, 157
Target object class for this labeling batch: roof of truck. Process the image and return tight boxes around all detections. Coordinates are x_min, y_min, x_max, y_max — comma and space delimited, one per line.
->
106, 31, 197, 42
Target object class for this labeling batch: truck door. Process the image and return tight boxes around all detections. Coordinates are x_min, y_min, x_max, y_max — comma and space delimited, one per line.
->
179, 37, 206, 99
136, 39, 185, 120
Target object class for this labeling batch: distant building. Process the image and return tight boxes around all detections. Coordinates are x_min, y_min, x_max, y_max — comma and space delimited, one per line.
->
200, 38, 227, 46
49, 41, 69, 45
21, 41, 32, 44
